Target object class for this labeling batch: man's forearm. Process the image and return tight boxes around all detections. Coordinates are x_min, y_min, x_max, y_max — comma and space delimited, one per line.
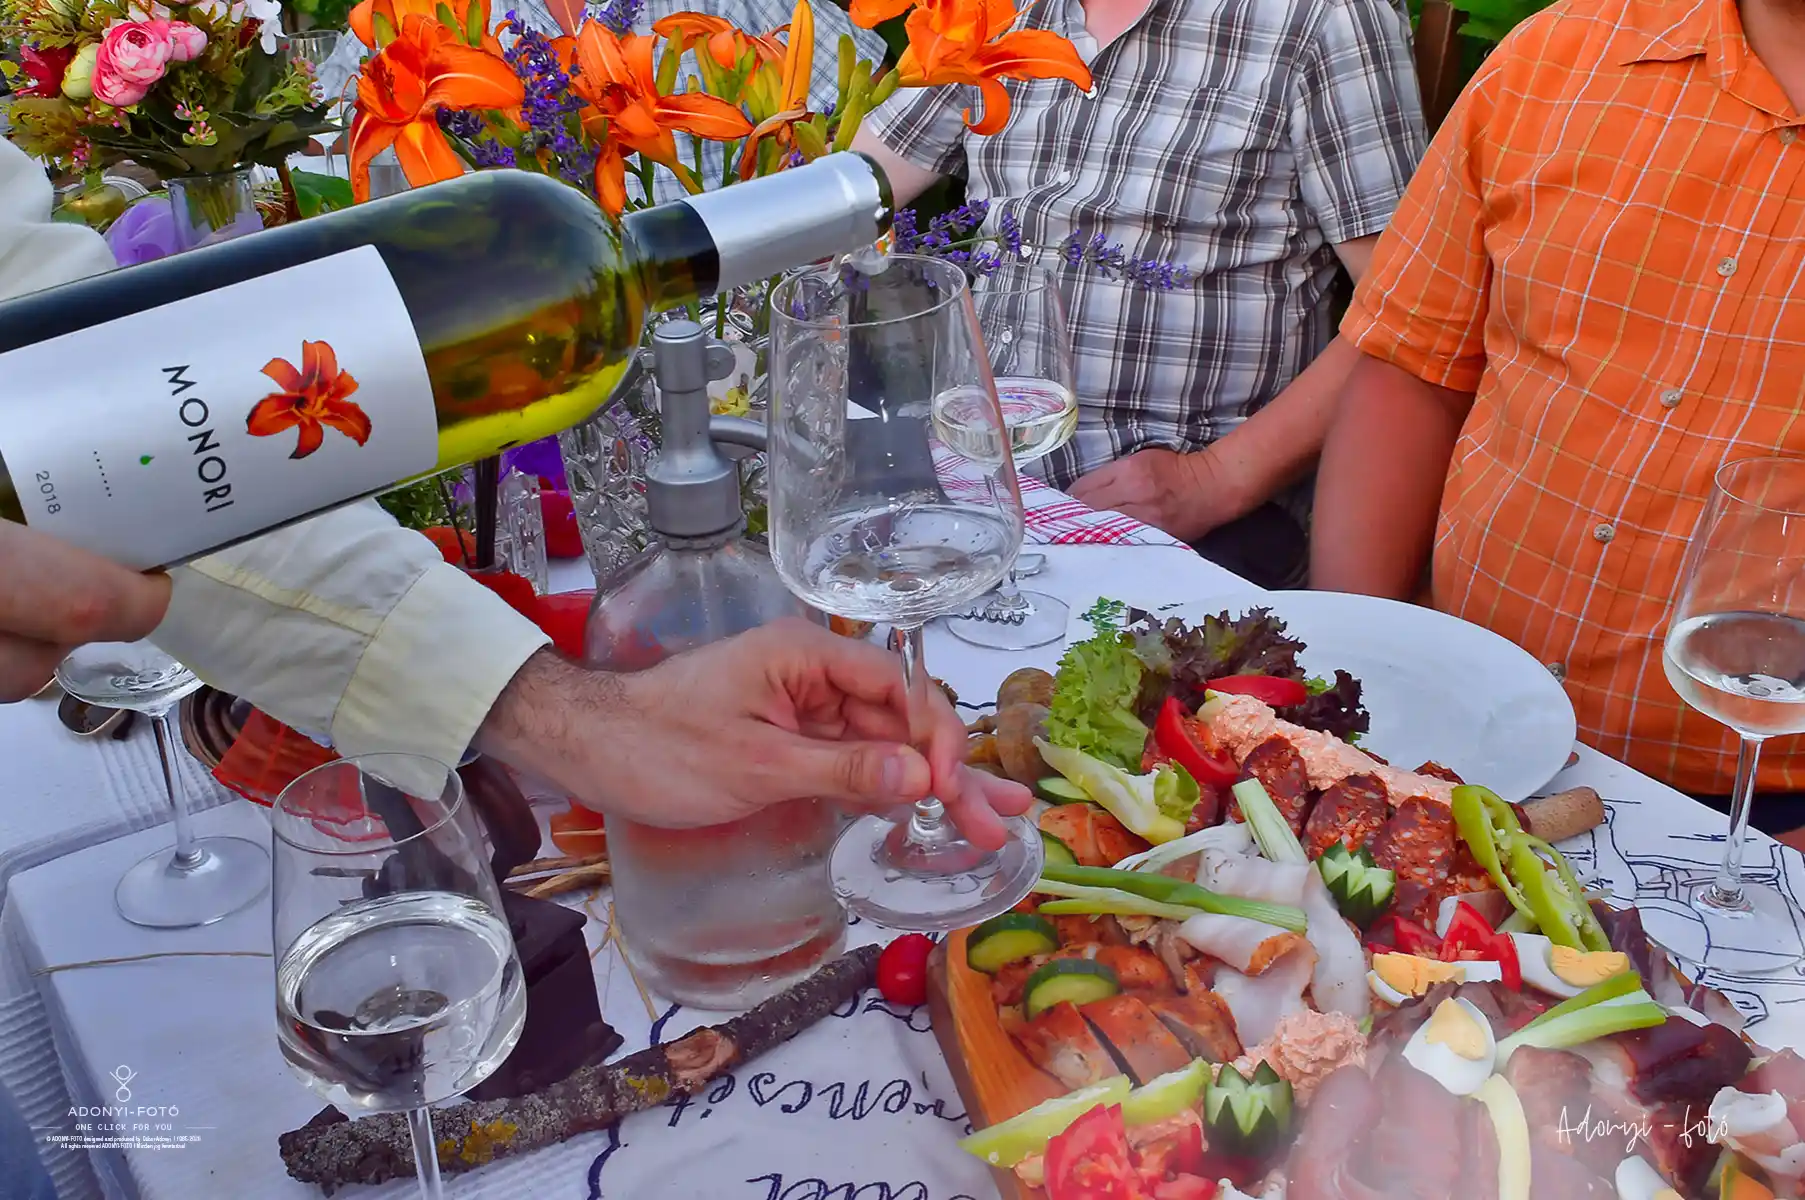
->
1310, 353, 1471, 598
1195, 336, 1360, 522
848, 127, 946, 209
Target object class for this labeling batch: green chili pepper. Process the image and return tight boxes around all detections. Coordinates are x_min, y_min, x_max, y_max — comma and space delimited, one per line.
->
1508, 836, 1585, 947
1452, 785, 1529, 911
1520, 834, 1611, 951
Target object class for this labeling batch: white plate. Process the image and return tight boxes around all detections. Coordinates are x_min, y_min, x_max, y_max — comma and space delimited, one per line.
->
1067, 590, 1578, 802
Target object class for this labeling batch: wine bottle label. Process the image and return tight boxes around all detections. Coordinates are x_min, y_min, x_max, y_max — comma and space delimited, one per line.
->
0, 247, 436, 569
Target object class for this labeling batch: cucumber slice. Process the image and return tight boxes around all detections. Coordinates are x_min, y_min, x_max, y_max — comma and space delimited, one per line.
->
1023, 958, 1121, 1018
1316, 840, 1395, 927
1201, 1061, 1294, 1158
1039, 829, 1078, 869
1036, 776, 1091, 804
966, 913, 1060, 974
1121, 1059, 1210, 1126
957, 1077, 1133, 1168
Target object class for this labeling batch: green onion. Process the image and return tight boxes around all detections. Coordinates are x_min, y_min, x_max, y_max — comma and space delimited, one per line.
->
1496, 989, 1667, 1061
1041, 864, 1308, 933
1513, 970, 1643, 1030
1231, 779, 1308, 866
1034, 883, 1200, 922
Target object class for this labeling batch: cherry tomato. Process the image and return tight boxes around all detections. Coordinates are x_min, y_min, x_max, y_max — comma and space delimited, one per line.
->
875, 934, 934, 1007
531, 590, 595, 659
1204, 675, 1310, 709
420, 525, 477, 565
1366, 913, 1442, 957
464, 568, 540, 616
1153, 698, 1238, 787
1045, 1104, 1141, 1200
548, 803, 607, 857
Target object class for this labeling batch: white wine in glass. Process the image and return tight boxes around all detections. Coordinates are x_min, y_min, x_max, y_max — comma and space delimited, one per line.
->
1660, 454, 1805, 973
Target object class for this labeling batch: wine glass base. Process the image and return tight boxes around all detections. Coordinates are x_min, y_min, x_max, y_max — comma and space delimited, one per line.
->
1679, 879, 1805, 974
115, 836, 271, 929
830, 813, 1045, 932
945, 591, 1071, 651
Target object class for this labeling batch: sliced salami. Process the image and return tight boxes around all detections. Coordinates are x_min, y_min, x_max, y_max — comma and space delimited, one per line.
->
1303, 773, 1391, 859
1230, 735, 1314, 832
1370, 797, 1458, 924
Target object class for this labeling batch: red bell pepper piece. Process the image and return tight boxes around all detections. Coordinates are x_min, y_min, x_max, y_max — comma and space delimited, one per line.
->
1367, 913, 1443, 957
1153, 698, 1238, 788
1204, 675, 1310, 709
1439, 900, 1523, 990
1045, 1105, 1144, 1200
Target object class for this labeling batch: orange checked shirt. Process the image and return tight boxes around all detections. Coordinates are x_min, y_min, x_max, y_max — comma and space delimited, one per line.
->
1343, 0, 1805, 794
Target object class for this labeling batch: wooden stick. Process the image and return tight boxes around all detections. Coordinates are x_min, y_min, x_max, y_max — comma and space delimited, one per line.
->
508, 862, 611, 899
278, 945, 881, 1190
607, 901, 658, 1022
504, 852, 608, 879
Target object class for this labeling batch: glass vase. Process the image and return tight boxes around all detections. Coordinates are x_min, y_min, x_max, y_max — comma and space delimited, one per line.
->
167, 168, 264, 251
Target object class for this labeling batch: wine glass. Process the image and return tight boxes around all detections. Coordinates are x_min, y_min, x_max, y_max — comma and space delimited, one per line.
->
767, 253, 1044, 931
57, 641, 269, 929
1660, 454, 1805, 973
272, 755, 525, 1200
945, 261, 1078, 650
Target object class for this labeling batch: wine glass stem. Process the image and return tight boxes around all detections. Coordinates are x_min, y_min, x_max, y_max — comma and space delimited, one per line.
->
1709, 733, 1762, 909
407, 1106, 444, 1199
892, 624, 949, 837
151, 711, 205, 871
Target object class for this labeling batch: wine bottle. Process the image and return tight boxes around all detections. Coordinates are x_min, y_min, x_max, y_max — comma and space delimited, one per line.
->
0, 154, 892, 569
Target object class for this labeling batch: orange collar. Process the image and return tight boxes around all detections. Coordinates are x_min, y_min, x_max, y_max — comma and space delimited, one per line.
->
1616, 0, 1795, 118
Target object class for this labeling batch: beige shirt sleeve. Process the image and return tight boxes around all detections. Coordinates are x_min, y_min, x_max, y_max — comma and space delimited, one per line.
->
0, 138, 117, 303
151, 501, 551, 768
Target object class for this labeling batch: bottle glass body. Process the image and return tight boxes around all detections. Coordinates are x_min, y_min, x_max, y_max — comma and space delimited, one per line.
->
584, 536, 844, 1010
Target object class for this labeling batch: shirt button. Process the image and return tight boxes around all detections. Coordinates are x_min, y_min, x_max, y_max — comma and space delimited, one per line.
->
1717, 257, 1738, 277
1055, 169, 1073, 184
1781, 127, 1799, 145
1548, 662, 1567, 680
1659, 388, 1683, 408
1593, 522, 1616, 543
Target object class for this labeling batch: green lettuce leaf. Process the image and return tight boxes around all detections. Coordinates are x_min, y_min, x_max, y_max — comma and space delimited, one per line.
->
1047, 628, 1150, 770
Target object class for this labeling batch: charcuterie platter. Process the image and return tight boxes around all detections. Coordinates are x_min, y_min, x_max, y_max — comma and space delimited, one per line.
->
941, 599, 1805, 1200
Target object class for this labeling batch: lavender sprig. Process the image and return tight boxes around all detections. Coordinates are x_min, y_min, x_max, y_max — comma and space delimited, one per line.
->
500, 14, 595, 186
888, 202, 1193, 290
1059, 229, 1195, 290
590, 0, 643, 34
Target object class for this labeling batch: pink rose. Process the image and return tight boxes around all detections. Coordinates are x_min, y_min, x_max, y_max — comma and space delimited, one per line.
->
92, 20, 174, 108
165, 21, 207, 61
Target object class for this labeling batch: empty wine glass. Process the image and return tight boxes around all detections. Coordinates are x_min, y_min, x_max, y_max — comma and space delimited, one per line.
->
767, 253, 1043, 931
945, 260, 1077, 650
1660, 454, 1805, 973
58, 641, 269, 929
272, 755, 525, 1200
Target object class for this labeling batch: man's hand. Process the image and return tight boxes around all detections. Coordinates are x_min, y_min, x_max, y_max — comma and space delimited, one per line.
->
1068, 447, 1249, 543
0, 522, 171, 701
479, 621, 1033, 849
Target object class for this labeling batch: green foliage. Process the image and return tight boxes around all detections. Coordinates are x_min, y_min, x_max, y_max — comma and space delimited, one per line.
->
288, 168, 352, 217
285, 0, 358, 32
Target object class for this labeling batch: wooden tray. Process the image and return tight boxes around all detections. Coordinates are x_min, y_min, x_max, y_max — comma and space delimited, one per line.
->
928, 929, 1065, 1200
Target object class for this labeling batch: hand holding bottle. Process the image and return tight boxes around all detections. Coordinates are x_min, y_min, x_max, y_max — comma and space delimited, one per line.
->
0, 521, 171, 701
477, 621, 1034, 845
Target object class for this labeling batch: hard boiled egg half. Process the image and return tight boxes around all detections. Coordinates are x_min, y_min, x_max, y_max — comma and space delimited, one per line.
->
1509, 933, 1632, 998
1401, 996, 1497, 1096
1369, 952, 1504, 1006
1614, 1155, 1682, 1200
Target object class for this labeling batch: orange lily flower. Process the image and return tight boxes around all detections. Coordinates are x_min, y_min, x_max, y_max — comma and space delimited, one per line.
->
570, 23, 753, 213
735, 0, 814, 178
652, 11, 787, 70
894, 0, 1091, 135
349, 0, 499, 52
347, 15, 525, 201
847, 0, 914, 27
247, 342, 371, 460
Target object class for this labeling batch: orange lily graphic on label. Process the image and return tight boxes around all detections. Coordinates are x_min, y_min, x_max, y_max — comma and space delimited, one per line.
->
248, 341, 372, 461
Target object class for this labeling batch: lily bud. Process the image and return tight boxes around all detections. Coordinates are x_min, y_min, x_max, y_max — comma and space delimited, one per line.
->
62, 43, 100, 100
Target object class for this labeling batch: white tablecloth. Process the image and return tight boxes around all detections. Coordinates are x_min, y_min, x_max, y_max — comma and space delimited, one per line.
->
5, 542, 1804, 1200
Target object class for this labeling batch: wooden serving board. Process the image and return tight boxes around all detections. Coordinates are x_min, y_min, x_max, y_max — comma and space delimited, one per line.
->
928, 929, 1066, 1200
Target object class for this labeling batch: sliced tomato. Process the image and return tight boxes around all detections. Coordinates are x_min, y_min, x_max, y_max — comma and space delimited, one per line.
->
1204, 675, 1310, 709
1367, 913, 1442, 957
1133, 1119, 1205, 1181
1439, 900, 1522, 990
547, 803, 607, 857
1153, 698, 1238, 788
1045, 1105, 1143, 1200
1152, 1177, 1218, 1200
530, 590, 594, 660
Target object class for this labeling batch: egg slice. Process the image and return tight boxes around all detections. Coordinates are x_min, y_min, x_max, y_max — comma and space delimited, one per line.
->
1510, 933, 1633, 998
1614, 1155, 1682, 1200
1368, 952, 1505, 1006
1401, 997, 1497, 1096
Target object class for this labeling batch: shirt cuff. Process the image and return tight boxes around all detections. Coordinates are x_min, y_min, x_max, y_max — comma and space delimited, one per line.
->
329, 560, 551, 769
1340, 299, 1487, 394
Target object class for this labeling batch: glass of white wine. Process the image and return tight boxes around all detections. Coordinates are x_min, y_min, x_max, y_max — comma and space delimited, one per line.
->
944, 261, 1078, 650
768, 253, 1044, 931
1661, 454, 1805, 973
57, 641, 269, 929
272, 755, 526, 1200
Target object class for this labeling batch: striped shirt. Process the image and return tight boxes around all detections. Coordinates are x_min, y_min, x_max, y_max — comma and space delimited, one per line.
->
865, 0, 1425, 489
1344, 0, 1805, 793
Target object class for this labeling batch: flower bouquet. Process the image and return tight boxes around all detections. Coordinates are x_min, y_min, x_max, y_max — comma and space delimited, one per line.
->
3, 0, 335, 238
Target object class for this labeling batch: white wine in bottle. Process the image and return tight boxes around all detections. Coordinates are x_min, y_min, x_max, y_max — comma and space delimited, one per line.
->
0, 154, 890, 569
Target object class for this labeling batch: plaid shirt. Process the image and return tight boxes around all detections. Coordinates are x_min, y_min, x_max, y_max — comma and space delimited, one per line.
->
1345, 0, 1805, 793
865, 0, 1425, 489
